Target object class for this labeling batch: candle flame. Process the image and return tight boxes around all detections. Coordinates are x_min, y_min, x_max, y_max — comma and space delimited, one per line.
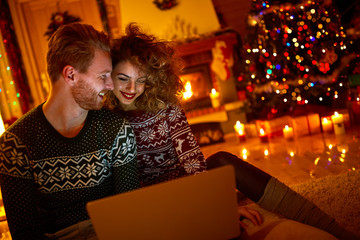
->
235, 121, 244, 131
234, 121, 245, 136
284, 125, 289, 130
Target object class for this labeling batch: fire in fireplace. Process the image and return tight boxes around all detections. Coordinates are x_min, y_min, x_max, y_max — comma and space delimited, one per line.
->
180, 64, 213, 110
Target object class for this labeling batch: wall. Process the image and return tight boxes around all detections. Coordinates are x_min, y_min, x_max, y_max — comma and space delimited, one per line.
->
118, 0, 221, 39
211, 0, 251, 35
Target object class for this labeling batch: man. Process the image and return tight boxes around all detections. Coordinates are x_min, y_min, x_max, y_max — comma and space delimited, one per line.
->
0, 23, 140, 239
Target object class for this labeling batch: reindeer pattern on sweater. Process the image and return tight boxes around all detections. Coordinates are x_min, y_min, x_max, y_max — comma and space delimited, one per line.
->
121, 104, 207, 186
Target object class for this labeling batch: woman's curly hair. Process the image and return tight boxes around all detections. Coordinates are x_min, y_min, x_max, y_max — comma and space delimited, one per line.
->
105, 22, 185, 112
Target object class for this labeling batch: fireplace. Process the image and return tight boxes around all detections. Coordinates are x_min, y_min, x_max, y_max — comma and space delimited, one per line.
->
180, 64, 213, 109
175, 31, 239, 112
174, 31, 247, 144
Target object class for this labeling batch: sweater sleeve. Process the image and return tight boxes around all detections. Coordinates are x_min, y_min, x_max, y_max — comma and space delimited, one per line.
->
0, 132, 48, 240
111, 122, 140, 193
167, 105, 207, 174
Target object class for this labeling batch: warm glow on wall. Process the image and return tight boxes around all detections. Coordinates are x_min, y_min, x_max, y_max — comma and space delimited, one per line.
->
119, 0, 220, 40
0, 113, 5, 136
0, 189, 5, 218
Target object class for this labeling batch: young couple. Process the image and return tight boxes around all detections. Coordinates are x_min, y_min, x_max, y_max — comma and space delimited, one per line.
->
0, 22, 356, 239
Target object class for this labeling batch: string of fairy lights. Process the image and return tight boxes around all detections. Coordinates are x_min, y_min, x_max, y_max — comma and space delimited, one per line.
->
238, 0, 358, 119
0, 31, 22, 132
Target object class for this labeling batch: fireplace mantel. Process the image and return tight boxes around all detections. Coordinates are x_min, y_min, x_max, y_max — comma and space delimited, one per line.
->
175, 33, 238, 70
175, 32, 238, 59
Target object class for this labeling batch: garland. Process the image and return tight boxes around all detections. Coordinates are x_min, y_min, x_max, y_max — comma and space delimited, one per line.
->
44, 11, 81, 40
96, 0, 110, 36
0, 0, 30, 115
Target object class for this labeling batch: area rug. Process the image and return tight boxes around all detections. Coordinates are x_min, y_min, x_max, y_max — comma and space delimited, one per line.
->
291, 170, 360, 237
239, 170, 360, 239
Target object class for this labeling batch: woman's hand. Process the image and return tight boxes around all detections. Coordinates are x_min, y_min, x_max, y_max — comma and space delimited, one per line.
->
238, 206, 263, 229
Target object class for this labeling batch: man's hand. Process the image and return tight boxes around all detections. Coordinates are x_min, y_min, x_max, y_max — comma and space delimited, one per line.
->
238, 206, 263, 229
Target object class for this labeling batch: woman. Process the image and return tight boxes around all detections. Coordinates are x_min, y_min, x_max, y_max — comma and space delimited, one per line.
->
104, 23, 357, 239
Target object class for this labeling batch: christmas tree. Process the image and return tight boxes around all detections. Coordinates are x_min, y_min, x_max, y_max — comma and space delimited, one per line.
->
236, 0, 359, 120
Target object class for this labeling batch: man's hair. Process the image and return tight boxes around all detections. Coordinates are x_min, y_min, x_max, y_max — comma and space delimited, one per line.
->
46, 23, 110, 83
105, 22, 184, 112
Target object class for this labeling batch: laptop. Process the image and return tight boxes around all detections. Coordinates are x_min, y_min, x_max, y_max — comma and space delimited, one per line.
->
86, 165, 240, 240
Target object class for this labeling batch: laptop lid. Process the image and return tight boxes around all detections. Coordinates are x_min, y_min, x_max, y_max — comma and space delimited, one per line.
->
86, 165, 240, 240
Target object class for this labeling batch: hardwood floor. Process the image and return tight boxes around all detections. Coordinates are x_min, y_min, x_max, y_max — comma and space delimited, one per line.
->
200, 125, 360, 186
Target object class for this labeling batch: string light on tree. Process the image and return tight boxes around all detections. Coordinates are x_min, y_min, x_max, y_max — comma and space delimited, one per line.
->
237, 0, 357, 120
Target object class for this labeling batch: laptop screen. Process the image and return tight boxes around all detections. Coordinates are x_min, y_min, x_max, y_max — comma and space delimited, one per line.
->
87, 165, 240, 240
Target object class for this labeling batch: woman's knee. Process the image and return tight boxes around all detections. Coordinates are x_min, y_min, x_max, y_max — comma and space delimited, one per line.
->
206, 151, 244, 169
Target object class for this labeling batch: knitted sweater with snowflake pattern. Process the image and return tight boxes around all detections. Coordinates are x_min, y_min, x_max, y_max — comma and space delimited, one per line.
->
120, 104, 207, 186
0, 104, 140, 240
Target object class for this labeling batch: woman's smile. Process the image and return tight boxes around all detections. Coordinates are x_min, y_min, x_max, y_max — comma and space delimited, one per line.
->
121, 91, 136, 100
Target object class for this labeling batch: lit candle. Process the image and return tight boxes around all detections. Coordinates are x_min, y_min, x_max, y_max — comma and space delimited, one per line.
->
321, 117, 333, 133
259, 128, 269, 143
331, 111, 345, 135
210, 88, 221, 108
283, 125, 294, 140
234, 121, 243, 132
234, 121, 246, 141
